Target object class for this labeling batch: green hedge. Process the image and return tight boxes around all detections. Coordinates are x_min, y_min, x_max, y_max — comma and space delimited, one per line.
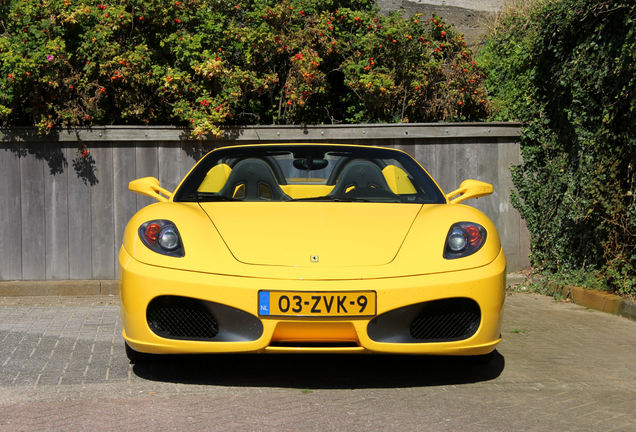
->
479, 0, 635, 296
0, 0, 489, 137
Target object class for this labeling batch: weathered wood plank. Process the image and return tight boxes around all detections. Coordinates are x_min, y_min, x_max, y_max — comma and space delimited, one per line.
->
20, 144, 46, 279
456, 143, 487, 214
90, 145, 115, 279
457, 142, 480, 181
158, 143, 183, 193
476, 142, 500, 224
498, 141, 523, 270
135, 143, 159, 210
435, 143, 456, 194
67, 148, 93, 279
113, 145, 137, 279
180, 147, 199, 180
413, 144, 437, 179
1, 123, 524, 143
44, 146, 70, 279
0, 146, 22, 280
391, 143, 415, 158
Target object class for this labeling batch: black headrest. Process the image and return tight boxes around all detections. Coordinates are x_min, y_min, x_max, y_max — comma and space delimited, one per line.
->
219, 158, 290, 201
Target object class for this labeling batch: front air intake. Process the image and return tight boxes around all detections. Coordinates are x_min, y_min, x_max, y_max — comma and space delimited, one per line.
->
146, 295, 264, 342
367, 298, 481, 343
147, 296, 219, 340
409, 298, 480, 341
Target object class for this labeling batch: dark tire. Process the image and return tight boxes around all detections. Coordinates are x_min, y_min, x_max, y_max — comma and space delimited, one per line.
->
125, 342, 153, 364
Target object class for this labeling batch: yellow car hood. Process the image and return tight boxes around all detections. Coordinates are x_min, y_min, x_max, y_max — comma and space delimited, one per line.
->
122, 201, 501, 279
198, 202, 421, 267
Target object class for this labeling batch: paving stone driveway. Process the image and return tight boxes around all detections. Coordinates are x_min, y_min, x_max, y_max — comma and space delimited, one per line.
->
0, 293, 635, 432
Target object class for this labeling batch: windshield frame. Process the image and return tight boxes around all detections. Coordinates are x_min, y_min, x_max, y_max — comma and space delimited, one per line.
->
172, 144, 446, 204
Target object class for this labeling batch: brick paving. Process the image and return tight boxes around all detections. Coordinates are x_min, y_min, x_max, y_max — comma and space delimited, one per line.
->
0, 293, 635, 431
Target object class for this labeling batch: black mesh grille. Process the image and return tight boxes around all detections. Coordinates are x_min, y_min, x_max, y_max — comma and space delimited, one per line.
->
147, 296, 219, 340
409, 298, 480, 341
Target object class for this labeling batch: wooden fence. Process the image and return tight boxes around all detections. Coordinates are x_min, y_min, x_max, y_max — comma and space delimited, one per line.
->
0, 123, 528, 282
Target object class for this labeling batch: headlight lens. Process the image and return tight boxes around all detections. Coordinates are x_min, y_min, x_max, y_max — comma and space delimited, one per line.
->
158, 227, 180, 251
139, 220, 185, 257
447, 228, 468, 252
444, 222, 486, 259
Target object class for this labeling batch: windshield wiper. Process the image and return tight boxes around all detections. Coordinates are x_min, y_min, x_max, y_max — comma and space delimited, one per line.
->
179, 192, 241, 202
291, 196, 373, 202
198, 195, 243, 202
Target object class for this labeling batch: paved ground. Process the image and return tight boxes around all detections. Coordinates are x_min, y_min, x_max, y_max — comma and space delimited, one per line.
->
0, 293, 635, 431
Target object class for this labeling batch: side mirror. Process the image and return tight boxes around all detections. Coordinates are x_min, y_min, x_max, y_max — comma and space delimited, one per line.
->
129, 177, 173, 202
445, 179, 493, 204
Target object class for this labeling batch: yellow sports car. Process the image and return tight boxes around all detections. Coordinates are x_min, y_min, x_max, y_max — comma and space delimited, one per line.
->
120, 143, 505, 362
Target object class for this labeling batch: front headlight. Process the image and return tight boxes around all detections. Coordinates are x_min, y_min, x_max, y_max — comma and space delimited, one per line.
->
443, 222, 486, 259
139, 220, 185, 257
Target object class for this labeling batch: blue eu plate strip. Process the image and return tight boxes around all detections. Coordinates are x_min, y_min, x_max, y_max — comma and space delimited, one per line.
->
258, 291, 270, 316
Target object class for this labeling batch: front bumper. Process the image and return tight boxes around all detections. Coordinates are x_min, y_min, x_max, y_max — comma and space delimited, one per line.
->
119, 247, 505, 356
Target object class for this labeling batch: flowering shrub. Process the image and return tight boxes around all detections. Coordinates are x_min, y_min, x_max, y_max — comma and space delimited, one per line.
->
0, 0, 488, 138
479, 0, 635, 296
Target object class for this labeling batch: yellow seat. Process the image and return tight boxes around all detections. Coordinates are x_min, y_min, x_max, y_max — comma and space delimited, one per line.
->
197, 163, 232, 193
382, 165, 416, 194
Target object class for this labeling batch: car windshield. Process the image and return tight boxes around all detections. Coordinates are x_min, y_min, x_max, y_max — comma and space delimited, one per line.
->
173, 145, 446, 204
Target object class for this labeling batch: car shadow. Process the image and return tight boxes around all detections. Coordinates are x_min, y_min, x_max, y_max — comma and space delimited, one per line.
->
131, 351, 505, 389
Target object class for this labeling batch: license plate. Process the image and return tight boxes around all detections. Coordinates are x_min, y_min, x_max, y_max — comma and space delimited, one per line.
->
258, 291, 376, 317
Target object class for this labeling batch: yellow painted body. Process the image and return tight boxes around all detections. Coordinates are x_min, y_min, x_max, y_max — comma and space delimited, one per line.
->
122, 202, 501, 278
120, 245, 504, 355
120, 143, 506, 356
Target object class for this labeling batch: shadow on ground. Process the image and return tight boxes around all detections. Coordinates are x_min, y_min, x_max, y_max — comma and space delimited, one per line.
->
132, 351, 505, 389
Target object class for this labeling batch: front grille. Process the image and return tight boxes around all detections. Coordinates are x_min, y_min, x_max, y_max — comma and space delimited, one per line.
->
147, 296, 219, 340
409, 298, 480, 341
